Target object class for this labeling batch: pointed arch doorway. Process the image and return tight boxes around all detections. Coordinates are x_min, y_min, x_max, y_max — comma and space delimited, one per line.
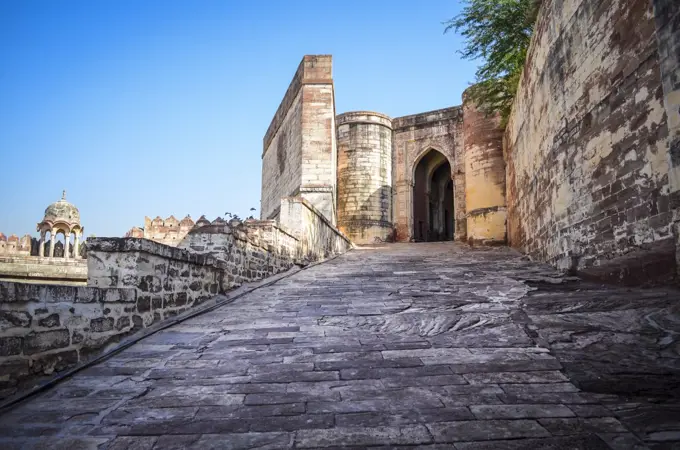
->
412, 149, 454, 242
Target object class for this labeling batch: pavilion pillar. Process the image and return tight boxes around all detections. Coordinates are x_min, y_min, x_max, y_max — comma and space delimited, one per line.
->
38, 231, 45, 257
49, 229, 56, 258
64, 233, 70, 259
74, 231, 80, 259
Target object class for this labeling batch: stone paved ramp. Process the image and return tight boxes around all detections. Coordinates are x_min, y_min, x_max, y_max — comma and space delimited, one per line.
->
1, 243, 679, 449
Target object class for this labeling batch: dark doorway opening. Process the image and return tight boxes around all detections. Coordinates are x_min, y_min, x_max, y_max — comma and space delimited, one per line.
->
413, 149, 454, 242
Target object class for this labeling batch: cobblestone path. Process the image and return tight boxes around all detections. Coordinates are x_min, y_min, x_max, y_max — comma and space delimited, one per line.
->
1, 243, 679, 449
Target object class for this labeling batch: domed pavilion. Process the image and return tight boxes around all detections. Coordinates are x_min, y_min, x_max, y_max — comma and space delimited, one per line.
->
36, 190, 84, 259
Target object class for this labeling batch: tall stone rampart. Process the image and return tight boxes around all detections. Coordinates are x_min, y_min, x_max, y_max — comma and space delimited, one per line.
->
261, 55, 336, 223
504, 0, 674, 284
653, 0, 680, 278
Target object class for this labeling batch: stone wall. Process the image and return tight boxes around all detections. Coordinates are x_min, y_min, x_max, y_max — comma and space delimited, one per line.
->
87, 238, 226, 307
504, 0, 674, 284
462, 92, 506, 245
392, 107, 466, 242
179, 218, 299, 288
279, 197, 352, 261
261, 55, 336, 223
0, 282, 137, 399
653, 0, 680, 277
0, 256, 87, 284
336, 112, 394, 244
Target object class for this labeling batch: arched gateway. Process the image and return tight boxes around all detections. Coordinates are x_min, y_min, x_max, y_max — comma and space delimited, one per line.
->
412, 149, 454, 242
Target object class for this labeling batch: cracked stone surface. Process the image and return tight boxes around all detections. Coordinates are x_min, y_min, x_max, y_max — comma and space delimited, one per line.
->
0, 242, 679, 449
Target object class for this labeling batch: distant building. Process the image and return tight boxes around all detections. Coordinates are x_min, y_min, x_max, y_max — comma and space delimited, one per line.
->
125, 215, 196, 247
0, 191, 87, 284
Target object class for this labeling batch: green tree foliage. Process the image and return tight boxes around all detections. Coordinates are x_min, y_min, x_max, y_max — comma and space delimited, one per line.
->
444, 0, 542, 125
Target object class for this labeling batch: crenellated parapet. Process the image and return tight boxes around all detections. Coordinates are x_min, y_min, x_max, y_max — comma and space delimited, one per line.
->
125, 214, 195, 247
0, 233, 32, 256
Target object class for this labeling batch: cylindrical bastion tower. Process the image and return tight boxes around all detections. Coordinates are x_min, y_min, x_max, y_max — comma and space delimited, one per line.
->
336, 111, 393, 244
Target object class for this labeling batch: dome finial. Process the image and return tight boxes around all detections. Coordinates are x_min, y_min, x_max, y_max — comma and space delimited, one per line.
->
62, 189, 66, 200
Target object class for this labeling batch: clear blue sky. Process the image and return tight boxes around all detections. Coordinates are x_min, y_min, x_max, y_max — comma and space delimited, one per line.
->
0, 0, 477, 239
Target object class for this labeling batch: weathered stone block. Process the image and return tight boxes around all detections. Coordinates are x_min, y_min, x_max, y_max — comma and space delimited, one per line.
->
0, 336, 23, 356
103, 289, 136, 303
116, 316, 130, 331
90, 317, 114, 333
24, 329, 70, 355
38, 313, 60, 328
0, 310, 31, 328
137, 296, 151, 313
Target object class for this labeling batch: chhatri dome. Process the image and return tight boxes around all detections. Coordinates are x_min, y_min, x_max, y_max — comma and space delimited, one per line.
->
42, 190, 81, 227
36, 190, 84, 259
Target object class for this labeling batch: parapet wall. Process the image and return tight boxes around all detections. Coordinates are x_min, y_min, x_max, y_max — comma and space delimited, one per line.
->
504, 0, 675, 284
279, 197, 352, 260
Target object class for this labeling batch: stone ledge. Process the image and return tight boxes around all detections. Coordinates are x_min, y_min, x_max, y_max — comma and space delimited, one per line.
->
86, 237, 227, 270
392, 106, 463, 130
283, 197, 353, 246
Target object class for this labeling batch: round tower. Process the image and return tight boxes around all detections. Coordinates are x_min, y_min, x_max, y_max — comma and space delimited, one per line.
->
462, 88, 507, 245
336, 111, 393, 244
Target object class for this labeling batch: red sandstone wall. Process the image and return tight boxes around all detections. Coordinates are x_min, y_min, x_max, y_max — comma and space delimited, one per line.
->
504, 0, 674, 284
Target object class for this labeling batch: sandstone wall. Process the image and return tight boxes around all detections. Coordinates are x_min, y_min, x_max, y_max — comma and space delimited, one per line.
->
653, 0, 680, 276
392, 107, 465, 242
336, 112, 393, 244
279, 197, 352, 261
463, 94, 506, 245
0, 256, 87, 284
504, 0, 674, 284
261, 55, 336, 223
261, 90, 303, 221
0, 282, 138, 399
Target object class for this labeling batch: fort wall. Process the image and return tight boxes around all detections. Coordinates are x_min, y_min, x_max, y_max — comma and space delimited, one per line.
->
504, 0, 674, 284
653, 0, 680, 277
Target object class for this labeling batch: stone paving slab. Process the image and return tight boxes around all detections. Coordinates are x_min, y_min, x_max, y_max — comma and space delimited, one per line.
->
0, 242, 679, 449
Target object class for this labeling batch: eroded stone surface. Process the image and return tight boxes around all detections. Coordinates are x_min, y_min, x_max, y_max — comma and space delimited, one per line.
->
0, 243, 678, 449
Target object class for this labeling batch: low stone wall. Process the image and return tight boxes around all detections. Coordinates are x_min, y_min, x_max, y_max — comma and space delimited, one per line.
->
0, 282, 137, 399
87, 238, 225, 314
280, 197, 353, 260
0, 256, 87, 284
179, 219, 300, 289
